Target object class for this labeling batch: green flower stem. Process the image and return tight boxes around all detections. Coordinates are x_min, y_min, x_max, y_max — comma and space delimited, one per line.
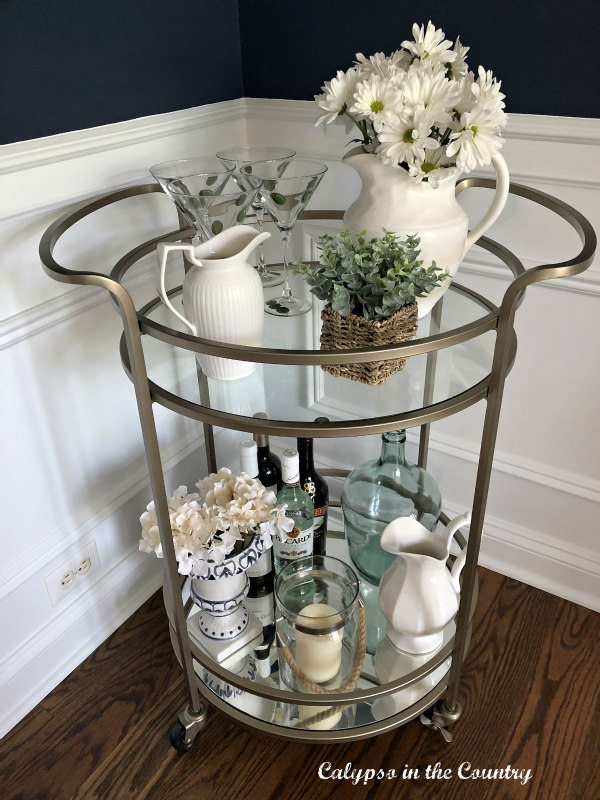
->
343, 111, 372, 146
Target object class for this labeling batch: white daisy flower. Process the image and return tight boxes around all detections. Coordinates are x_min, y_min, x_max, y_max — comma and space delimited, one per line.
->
472, 65, 507, 120
402, 21, 456, 68
350, 74, 401, 120
447, 37, 470, 79
408, 149, 458, 187
354, 50, 409, 81
446, 105, 505, 172
453, 73, 477, 116
375, 109, 438, 166
315, 68, 358, 126
401, 64, 460, 126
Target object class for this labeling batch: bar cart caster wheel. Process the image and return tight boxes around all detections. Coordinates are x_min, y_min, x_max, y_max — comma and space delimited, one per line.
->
170, 721, 197, 752
420, 700, 462, 743
169, 704, 208, 753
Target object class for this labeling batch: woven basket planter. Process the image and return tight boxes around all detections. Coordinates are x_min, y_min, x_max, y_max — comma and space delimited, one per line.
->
320, 303, 418, 386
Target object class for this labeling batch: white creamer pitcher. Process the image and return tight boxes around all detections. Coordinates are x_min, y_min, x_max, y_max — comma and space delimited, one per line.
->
156, 226, 269, 380
378, 512, 471, 654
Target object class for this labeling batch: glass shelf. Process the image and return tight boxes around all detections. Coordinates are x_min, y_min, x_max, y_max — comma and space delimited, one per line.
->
135, 275, 498, 434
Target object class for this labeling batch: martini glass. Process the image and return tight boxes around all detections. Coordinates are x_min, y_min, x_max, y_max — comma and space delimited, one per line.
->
217, 147, 296, 287
149, 158, 234, 240
249, 159, 328, 316
167, 174, 256, 241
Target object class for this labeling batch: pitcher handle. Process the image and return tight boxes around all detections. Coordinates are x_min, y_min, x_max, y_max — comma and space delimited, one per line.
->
460, 153, 510, 256
155, 242, 198, 335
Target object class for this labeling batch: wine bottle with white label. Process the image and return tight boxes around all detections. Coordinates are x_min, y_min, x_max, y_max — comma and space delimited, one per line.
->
273, 449, 314, 574
297, 436, 329, 556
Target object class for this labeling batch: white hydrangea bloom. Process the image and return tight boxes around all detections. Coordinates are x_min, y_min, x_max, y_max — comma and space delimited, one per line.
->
139, 469, 284, 575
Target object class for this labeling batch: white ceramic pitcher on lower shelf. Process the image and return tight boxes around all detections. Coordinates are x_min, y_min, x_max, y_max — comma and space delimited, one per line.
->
156, 226, 270, 380
378, 512, 471, 654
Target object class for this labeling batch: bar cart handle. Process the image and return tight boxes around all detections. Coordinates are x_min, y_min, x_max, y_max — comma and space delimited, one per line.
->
155, 242, 198, 335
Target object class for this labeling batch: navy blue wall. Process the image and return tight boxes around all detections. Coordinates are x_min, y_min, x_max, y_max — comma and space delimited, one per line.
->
3, 1, 599, 145
238, 0, 600, 118
0, 0, 243, 144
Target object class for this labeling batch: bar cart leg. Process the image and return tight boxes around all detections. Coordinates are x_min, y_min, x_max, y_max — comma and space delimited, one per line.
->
443, 288, 523, 717
170, 703, 208, 752
418, 295, 443, 469
111, 289, 208, 745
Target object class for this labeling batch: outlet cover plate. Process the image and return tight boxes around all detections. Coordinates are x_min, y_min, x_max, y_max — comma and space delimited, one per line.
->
44, 540, 100, 607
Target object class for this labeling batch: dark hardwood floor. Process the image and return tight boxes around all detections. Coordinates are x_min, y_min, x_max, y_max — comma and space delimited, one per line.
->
1, 568, 599, 800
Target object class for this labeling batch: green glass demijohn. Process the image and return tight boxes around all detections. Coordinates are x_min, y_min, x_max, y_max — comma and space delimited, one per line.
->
341, 430, 442, 586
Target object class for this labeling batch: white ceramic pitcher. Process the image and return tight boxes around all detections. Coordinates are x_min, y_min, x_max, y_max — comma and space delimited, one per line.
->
156, 226, 269, 380
378, 512, 471, 654
343, 148, 509, 318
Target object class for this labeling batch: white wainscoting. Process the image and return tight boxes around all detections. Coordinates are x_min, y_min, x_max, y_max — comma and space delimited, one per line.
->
243, 99, 600, 612
0, 100, 247, 737
1, 97, 598, 736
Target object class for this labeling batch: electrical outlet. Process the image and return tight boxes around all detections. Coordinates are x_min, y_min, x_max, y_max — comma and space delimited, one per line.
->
44, 540, 101, 606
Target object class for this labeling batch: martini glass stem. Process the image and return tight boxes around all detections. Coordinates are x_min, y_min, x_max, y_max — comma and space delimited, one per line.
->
280, 230, 292, 300
254, 205, 269, 277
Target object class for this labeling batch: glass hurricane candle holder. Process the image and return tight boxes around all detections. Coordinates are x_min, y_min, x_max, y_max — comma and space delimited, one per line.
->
275, 556, 364, 693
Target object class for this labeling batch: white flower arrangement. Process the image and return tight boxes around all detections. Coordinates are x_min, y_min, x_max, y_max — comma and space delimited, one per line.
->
315, 21, 507, 186
139, 468, 292, 577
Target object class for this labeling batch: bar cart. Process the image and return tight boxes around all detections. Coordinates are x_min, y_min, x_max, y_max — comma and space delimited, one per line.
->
40, 179, 595, 749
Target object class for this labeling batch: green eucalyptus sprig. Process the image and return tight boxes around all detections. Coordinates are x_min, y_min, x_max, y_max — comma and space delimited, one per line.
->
295, 229, 449, 320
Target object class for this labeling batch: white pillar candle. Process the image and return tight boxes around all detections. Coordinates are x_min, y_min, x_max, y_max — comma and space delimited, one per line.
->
295, 603, 343, 684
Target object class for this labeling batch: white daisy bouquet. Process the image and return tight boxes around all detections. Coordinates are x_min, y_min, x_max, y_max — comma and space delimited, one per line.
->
315, 21, 507, 186
139, 468, 292, 577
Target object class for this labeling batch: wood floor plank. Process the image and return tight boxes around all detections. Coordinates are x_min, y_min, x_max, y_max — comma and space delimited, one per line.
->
1, 568, 598, 800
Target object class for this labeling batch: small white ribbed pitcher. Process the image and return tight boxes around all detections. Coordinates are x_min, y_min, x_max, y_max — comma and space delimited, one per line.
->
156, 226, 269, 380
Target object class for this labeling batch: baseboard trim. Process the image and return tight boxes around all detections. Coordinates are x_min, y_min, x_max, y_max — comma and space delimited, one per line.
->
0, 554, 163, 738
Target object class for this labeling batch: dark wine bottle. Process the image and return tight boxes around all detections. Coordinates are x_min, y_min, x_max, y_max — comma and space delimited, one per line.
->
297, 436, 329, 556
240, 439, 275, 599
253, 412, 282, 492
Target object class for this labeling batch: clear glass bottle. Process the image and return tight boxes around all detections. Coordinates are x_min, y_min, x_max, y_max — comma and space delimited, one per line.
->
341, 430, 442, 585
273, 449, 314, 574
341, 430, 442, 655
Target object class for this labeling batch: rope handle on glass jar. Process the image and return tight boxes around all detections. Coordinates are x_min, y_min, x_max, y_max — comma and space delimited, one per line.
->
278, 604, 367, 695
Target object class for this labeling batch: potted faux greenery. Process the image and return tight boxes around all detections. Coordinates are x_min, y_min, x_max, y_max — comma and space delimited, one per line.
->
295, 229, 449, 385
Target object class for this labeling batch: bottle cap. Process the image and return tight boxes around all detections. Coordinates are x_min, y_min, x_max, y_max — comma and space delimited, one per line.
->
253, 412, 269, 448
281, 448, 300, 485
240, 439, 259, 478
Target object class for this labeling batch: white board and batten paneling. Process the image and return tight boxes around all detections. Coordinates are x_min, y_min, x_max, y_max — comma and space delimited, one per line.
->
1, 98, 598, 736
